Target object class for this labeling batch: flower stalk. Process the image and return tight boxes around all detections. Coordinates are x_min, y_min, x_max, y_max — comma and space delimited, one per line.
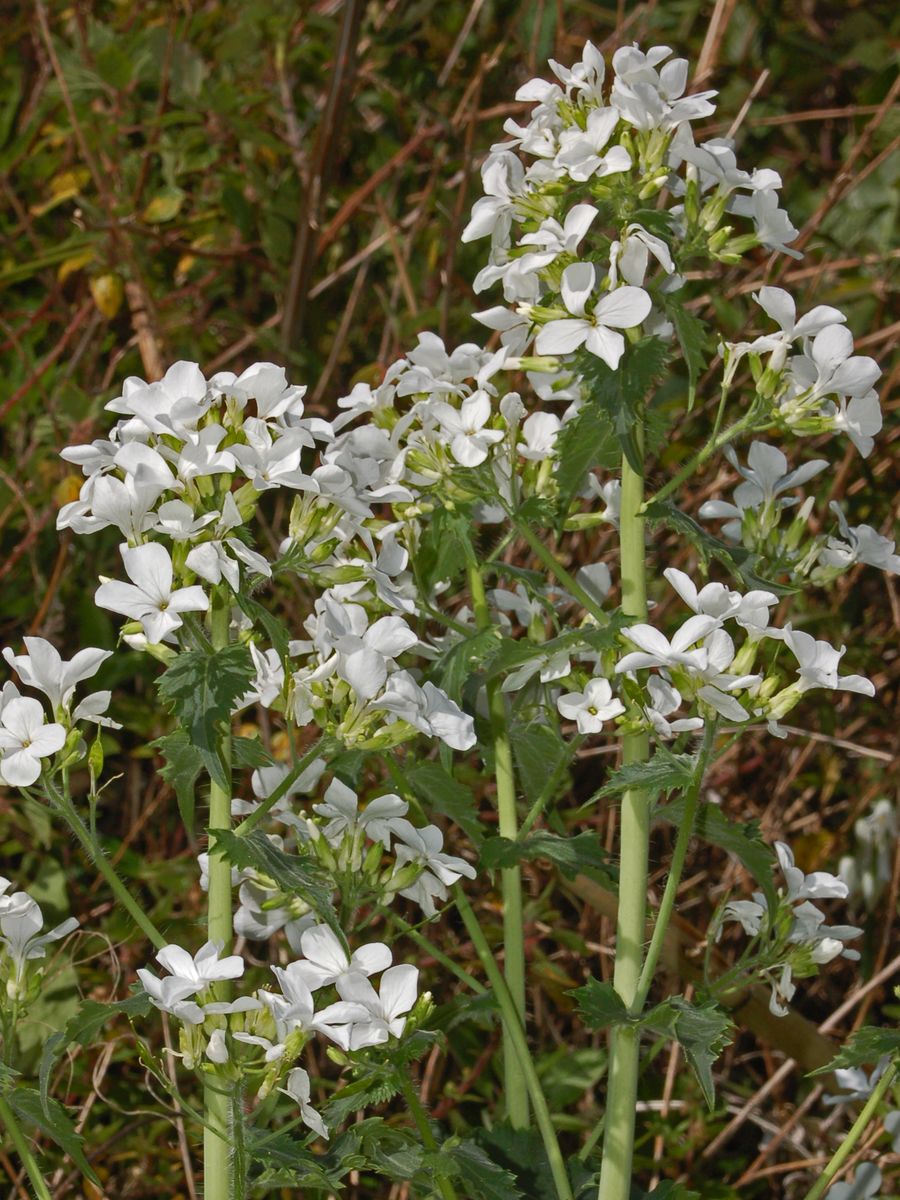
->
0, 1094, 53, 1200
204, 587, 235, 1200
598, 432, 650, 1199
466, 558, 529, 1128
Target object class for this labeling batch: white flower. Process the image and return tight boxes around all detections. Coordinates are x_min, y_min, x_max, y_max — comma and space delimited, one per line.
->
616, 614, 721, 673
774, 842, 849, 903
0, 893, 78, 985
237, 645, 285, 710
312, 781, 409, 848
782, 627, 875, 697
205, 1028, 229, 1064
0, 697, 66, 786
831, 390, 882, 459
535, 264, 652, 369
823, 1163, 881, 1200
392, 821, 477, 916
726, 441, 829, 511
290, 924, 392, 993
557, 677, 625, 734
369, 670, 476, 751
554, 108, 631, 182
752, 287, 845, 360
730, 187, 800, 258
106, 360, 210, 437
461, 152, 525, 245
335, 964, 419, 1049
663, 568, 778, 634
518, 204, 599, 265
517, 412, 561, 461
610, 223, 675, 287
153, 499, 218, 541
95, 543, 208, 643
431, 392, 504, 467
253, 961, 367, 1052
611, 45, 716, 131
2, 638, 111, 713
279, 1067, 328, 1139
819, 503, 900, 574
642, 678, 703, 738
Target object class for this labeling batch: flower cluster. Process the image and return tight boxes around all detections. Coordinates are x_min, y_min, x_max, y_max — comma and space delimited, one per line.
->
717, 842, 861, 1015
136, 924, 424, 1139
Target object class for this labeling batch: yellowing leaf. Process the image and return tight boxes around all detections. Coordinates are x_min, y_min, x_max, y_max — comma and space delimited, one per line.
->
30, 168, 91, 216
142, 187, 186, 223
89, 273, 124, 318
54, 475, 84, 507
57, 248, 94, 283
174, 253, 196, 281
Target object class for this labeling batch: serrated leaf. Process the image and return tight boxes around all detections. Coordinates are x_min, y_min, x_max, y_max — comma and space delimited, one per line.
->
438, 1139, 525, 1200
485, 621, 625, 684
642, 996, 733, 1108
655, 797, 777, 906
234, 592, 291, 658
324, 1063, 405, 1125
152, 728, 203, 832
158, 645, 254, 789
509, 721, 570, 806
599, 746, 697, 801
406, 761, 482, 846
554, 401, 618, 520
475, 1125, 596, 1200
232, 736, 275, 769
644, 500, 795, 596
209, 828, 340, 941
811, 1026, 900, 1074
481, 831, 613, 883
576, 337, 670, 472
9, 1086, 100, 1184
571, 978, 630, 1030
435, 627, 502, 703
666, 303, 708, 410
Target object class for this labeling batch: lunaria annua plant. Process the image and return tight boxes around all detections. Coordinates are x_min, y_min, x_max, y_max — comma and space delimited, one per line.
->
0, 37, 896, 1200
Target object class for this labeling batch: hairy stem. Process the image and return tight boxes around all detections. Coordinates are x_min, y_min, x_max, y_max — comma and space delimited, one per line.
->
598, 437, 649, 1200
466, 559, 529, 1129
0, 1094, 53, 1200
643, 409, 766, 511
801, 1060, 898, 1200
455, 888, 574, 1200
204, 590, 234, 1200
398, 1073, 458, 1200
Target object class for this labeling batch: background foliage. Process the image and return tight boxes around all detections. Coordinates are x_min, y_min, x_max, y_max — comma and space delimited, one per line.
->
0, 1, 897, 1196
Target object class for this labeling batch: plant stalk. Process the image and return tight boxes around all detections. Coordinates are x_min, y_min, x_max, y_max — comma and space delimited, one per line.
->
398, 1073, 458, 1200
598, 436, 650, 1200
0, 1095, 53, 1200
455, 888, 574, 1200
204, 590, 235, 1200
466, 559, 529, 1129
800, 1060, 897, 1200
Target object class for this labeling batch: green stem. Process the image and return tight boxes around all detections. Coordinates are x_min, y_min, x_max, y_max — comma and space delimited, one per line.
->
644, 410, 767, 511
398, 1073, 458, 1200
391, 916, 487, 995
632, 725, 715, 1013
598, 438, 649, 1200
232, 735, 337, 838
0, 1094, 53, 1200
46, 780, 167, 951
801, 1060, 898, 1200
455, 888, 574, 1200
507, 509, 609, 626
466, 559, 529, 1129
204, 590, 235, 1200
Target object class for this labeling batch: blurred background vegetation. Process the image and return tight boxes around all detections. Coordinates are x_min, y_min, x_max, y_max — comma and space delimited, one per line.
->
0, 1, 897, 1196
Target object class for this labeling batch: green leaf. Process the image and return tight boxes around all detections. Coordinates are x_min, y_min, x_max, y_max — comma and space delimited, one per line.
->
599, 746, 697, 801
509, 721, 570, 806
9, 1086, 100, 1184
811, 1026, 900, 1073
642, 996, 733, 1108
406, 761, 483, 846
666, 303, 708, 411
232, 735, 275, 769
655, 797, 777, 907
485, 621, 625, 684
324, 1062, 405, 1125
475, 1125, 596, 1200
644, 500, 795, 596
158, 645, 255, 789
571, 978, 629, 1030
209, 828, 340, 941
234, 592, 291, 658
631, 1184, 701, 1200
152, 728, 203, 832
575, 337, 669, 472
438, 1139, 524, 1200
554, 400, 618, 520
142, 185, 186, 223
435, 627, 502, 703
481, 831, 614, 883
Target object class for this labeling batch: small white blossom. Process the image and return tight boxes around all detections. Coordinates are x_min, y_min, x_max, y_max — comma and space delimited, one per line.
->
557, 677, 625, 734
95, 543, 208, 643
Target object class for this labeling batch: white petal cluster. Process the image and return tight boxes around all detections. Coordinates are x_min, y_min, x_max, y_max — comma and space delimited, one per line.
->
719, 841, 861, 1016
0, 877, 79, 999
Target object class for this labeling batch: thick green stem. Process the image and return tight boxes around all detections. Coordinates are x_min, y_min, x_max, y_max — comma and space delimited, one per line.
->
204, 591, 234, 1200
598, 440, 649, 1200
455, 889, 574, 1200
466, 560, 529, 1129
801, 1061, 898, 1200
47, 780, 166, 951
398, 1073, 458, 1200
0, 1094, 53, 1200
